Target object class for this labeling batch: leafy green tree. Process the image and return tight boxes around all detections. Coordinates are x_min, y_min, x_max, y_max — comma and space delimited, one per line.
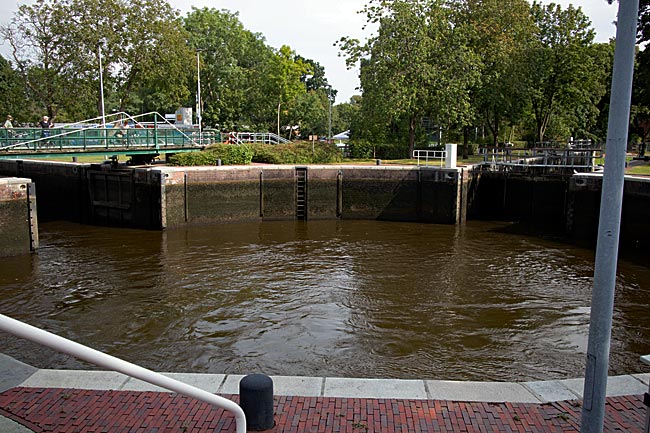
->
340, 0, 479, 156
524, 2, 606, 143
458, 0, 535, 148
0, 56, 34, 123
269, 45, 311, 136
333, 96, 362, 137
185, 8, 312, 134
1, 0, 192, 122
185, 7, 274, 129
632, 0, 650, 146
0, 0, 89, 121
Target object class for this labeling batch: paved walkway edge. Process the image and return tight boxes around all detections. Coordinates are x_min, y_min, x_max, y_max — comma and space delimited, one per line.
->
9, 367, 650, 404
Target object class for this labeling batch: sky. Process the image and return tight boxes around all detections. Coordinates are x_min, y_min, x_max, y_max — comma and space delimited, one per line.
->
0, 0, 621, 103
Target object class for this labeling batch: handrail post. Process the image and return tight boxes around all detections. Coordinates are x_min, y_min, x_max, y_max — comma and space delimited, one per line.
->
154, 116, 158, 148
0, 314, 246, 433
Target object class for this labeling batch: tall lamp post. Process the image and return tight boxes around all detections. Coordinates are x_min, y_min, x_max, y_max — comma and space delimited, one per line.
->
327, 86, 333, 142
196, 49, 203, 145
97, 40, 106, 128
277, 102, 281, 138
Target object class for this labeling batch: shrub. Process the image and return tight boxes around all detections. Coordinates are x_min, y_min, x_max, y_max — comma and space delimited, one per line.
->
347, 140, 409, 160
251, 142, 342, 164
167, 144, 253, 166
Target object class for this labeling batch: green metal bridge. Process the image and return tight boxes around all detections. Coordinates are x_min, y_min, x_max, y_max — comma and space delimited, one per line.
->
0, 111, 290, 162
0, 112, 213, 162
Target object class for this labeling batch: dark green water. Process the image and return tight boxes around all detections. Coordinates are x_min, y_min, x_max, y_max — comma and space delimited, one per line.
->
1, 220, 648, 381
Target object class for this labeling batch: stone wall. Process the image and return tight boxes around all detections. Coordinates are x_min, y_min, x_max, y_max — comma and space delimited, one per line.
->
0, 177, 38, 257
0, 160, 88, 223
157, 165, 465, 228
567, 173, 650, 251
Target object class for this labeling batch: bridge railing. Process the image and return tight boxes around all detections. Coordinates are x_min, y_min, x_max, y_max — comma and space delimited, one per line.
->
0, 112, 216, 152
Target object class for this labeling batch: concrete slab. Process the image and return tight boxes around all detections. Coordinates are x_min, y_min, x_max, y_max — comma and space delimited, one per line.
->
120, 373, 225, 393
0, 354, 37, 393
632, 373, 650, 386
271, 376, 323, 397
324, 378, 427, 399
561, 375, 648, 398
523, 380, 579, 403
218, 375, 245, 394
20, 369, 129, 390
426, 380, 540, 403
0, 415, 33, 433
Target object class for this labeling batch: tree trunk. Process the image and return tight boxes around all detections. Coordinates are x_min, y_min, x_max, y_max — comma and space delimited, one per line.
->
462, 126, 469, 159
408, 116, 417, 158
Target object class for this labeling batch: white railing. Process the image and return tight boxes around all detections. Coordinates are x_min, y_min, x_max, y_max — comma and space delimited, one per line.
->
0, 314, 246, 433
225, 132, 291, 145
413, 149, 446, 167
642, 355, 650, 433
480, 147, 602, 170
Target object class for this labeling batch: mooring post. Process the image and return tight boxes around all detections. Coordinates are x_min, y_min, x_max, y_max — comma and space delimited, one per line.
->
239, 374, 274, 431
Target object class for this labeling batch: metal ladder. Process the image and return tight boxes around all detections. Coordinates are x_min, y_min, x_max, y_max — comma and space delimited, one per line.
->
296, 167, 308, 220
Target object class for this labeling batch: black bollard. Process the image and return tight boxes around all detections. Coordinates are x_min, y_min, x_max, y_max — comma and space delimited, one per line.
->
239, 374, 274, 430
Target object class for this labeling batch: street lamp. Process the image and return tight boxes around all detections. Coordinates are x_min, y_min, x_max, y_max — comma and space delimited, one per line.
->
277, 102, 281, 138
196, 49, 204, 144
327, 85, 333, 141
97, 40, 106, 128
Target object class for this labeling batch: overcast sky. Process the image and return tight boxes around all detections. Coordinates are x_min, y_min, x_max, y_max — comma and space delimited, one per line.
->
1, 0, 620, 103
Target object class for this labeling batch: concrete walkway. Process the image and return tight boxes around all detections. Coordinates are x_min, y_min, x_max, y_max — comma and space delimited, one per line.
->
1, 354, 648, 432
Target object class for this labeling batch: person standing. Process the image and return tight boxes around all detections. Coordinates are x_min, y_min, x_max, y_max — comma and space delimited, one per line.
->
3, 115, 13, 129
39, 115, 53, 139
3, 115, 13, 145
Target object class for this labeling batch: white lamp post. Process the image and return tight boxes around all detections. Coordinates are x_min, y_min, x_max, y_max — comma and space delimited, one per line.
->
196, 49, 203, 144
328, 85, 333, 141
97, 40, 106, 128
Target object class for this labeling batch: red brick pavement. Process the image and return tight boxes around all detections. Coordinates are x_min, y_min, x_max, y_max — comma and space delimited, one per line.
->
0, 387, 645, 432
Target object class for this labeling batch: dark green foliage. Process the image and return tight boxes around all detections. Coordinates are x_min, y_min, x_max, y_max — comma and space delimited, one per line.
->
347, 140, 408, 160
251, 142, 342, 164
168, 144, 253, 166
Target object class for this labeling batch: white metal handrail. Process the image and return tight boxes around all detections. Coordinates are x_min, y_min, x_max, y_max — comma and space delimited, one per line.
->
0, 314, 246, 433
413, 149, 446, 167
642, 355, 650, 433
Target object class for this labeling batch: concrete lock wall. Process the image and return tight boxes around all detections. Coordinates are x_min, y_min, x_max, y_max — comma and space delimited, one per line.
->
567, 173, 650, 251
158, 165, 466, 228
0, 160, 89, 223
466, 171, 570, 229
0, 177, 38, 257
1, 160, 648, 255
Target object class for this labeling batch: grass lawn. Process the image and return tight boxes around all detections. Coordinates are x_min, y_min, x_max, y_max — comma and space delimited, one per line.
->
627, 163, 650, 175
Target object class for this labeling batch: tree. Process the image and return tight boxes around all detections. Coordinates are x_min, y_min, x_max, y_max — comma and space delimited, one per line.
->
632, 0, 650, 146
458, 0, 535, 148
524, 2, 606, 143
1, 0, 192, 122
185, 8, 313, 133
0, 0, 90, 121
340, 0, 479, 156
185, 7, 274, 129
0, 56, 34, 122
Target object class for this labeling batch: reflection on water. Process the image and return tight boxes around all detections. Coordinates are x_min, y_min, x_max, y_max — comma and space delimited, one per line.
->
0, 220, 648, 381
